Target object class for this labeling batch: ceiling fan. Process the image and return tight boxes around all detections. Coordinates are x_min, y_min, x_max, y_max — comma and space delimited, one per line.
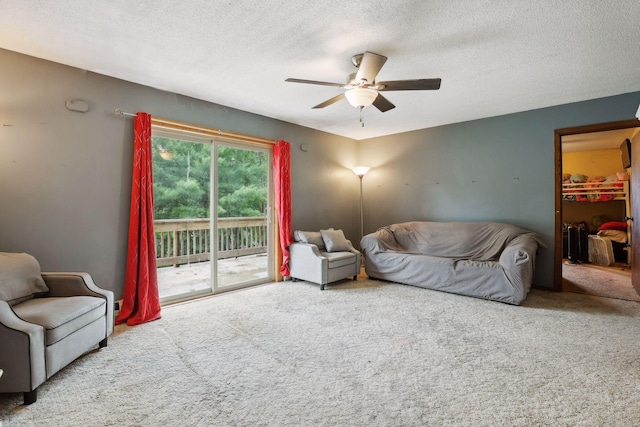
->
286, 51, 441, 124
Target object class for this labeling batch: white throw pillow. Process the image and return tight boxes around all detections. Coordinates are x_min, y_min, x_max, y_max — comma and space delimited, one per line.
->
320, 229, 350, 252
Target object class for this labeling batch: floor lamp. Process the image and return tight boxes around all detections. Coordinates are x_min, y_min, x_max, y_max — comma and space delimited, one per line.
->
352, 166, 370, 244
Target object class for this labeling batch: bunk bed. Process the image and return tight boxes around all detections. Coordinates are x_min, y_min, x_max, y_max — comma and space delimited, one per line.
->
562, 178, 631, 264
562, 179, 628, 204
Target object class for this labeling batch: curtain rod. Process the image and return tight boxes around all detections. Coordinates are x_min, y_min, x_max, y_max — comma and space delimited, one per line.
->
114, 109, 137, 117
113, 109, 276, 145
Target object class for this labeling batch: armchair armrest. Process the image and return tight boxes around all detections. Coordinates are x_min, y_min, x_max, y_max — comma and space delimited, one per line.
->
288, 243, 328, 283
289, 242, 325, 258
41, 272, 114, 337
0, 300, 46, 392
345, 240, 362, 256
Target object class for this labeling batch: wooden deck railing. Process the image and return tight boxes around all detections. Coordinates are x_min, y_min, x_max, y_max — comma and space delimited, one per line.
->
154, 217, 267, 267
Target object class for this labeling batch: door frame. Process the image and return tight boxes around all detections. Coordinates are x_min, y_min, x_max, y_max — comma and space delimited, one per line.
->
553, 119, 640, 292
152, 127, 276, 304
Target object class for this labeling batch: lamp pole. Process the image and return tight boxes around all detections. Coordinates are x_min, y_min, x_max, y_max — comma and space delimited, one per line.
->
358, 174, 364, 240
352, 166, 370, 244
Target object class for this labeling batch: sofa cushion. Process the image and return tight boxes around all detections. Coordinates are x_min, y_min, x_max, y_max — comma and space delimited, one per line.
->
294, 230, 326, 249
0, 252, 49, 306
13, 296, 106, 345
321, 251, 357, 269
320, 229, 350, 252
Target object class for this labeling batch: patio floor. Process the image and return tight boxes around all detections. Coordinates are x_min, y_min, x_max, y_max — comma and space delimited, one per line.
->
157, 254, 269, 300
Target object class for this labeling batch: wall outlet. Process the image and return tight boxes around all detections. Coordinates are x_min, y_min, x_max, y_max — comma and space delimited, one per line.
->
114, 300, 122, 317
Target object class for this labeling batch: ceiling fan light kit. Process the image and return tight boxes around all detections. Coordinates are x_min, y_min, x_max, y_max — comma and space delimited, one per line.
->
286, 51, 441, 127
345, 87, 378, 108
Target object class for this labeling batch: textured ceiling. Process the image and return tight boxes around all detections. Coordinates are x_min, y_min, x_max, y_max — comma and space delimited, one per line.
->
562, 128, 638, 153
1, 1, 640, 140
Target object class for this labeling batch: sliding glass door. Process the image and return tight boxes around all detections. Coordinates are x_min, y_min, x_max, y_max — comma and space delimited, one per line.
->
152, 131, 273, 302
214, 143, 271, 291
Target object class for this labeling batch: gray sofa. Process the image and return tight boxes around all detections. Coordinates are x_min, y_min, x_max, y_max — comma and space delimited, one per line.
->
289, 229, 361, 290
0, 252, 114, 404
360, 221, 545, 305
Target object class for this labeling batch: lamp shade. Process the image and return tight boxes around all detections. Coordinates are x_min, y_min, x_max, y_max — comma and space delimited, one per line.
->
345, 88, 378, 108
352, 166, 370, 177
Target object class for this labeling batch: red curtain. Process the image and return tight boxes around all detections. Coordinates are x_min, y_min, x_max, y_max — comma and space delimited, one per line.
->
116, 112, 162, 326
273, 140, 293, 277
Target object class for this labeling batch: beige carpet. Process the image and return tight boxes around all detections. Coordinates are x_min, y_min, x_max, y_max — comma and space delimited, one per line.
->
2, 280, 640, 426
562, 261, 640, 302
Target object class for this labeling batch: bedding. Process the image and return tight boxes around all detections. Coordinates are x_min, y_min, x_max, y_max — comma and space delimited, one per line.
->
599, 221, 627, 231
562, 173, 628, 203
597, 229, 628, 244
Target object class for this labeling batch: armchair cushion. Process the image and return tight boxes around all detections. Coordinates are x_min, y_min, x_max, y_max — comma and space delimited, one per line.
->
320, 229, 350, 252
323, 251, 357, 268
13, 296, 107, 345
0, 253, 48, 306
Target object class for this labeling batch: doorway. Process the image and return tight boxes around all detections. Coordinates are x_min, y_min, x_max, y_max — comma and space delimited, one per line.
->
554, 119, 640, 301
151, 129, 274, 303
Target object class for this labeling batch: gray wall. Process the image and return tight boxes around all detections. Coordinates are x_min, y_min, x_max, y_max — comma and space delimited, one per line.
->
357, 92, 640, 288
0, 49, 359, 299
2, 47, 639, 296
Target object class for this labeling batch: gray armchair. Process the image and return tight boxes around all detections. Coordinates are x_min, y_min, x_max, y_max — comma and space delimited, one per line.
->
289, 229, 361, 290
0, 252, 114, 404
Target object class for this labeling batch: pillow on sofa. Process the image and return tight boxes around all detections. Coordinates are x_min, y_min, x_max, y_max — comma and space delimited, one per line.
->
320, 229, 350, 252
0, 252, 49, 306
294, 230, 326, 249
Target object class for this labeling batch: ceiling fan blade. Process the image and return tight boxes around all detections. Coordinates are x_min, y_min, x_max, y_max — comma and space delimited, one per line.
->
372, 94, 396, 112
377, 78, 441, 91
285, 78, 344, 87
354, 51, 387, 84
312, 93, 346, 109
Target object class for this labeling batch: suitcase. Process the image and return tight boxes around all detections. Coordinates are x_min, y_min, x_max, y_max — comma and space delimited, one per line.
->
565, 224, 589, 264
566, 225, 579, 263
588, 235, 615, 266
578, 224, 589, 263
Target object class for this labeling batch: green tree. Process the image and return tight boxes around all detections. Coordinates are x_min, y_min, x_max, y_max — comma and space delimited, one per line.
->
216, 146, 267, 217
152, 137, 211, 219
152, 137, 267, 219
